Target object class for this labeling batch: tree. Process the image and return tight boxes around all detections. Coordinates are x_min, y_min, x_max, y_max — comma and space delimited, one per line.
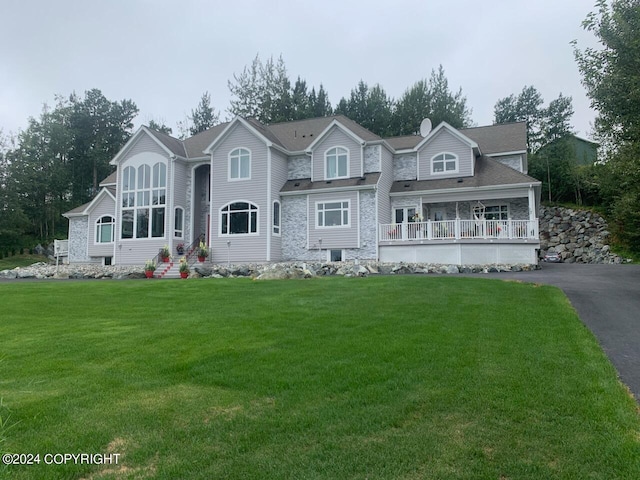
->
147, 119, 173, 135
334, 81, 394, 136
228, 54, 332, 124
494, 86, 544, 151
0, 132, 30, 249
573, 0, 640, 144
3, 90, 137, 244
69, 89, 138, 201
573, 0, 640, 253
541, 93, 575, 143
188, 92, 219, 136
392, 66, 473, 135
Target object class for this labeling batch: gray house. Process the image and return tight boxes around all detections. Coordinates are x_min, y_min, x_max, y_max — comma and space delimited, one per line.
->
63, 115, 541, 266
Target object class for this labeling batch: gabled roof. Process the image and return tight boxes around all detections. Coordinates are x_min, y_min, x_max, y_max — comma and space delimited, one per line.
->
202, 116, 288, 155
110, 126, 182, 165
391, 156, 540, 194
414, 122, 479, 152
383, 122, 528, 156
263, 115, 381, 152
182, 122, 230, 158
63, 187, 116, 218
146, 128, 186, 157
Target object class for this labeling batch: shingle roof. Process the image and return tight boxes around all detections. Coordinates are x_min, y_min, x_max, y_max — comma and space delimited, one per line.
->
384, 135, 422, 151
267, 115, 381, 152
281, 172, 381, 193
390, 156, 539, 193
459, 122, 526, 155
99, 171, 117, 186
146, 128, 187, 157
182, 122, 230, 158
382, 122, 527, 155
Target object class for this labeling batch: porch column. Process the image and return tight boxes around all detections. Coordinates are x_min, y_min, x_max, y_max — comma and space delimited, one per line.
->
528, 186, 537, 239
528, 186, 536, 221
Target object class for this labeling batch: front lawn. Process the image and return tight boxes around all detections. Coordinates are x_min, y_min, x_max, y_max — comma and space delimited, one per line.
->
0, 277, 638, 479
0, 253, 48, 270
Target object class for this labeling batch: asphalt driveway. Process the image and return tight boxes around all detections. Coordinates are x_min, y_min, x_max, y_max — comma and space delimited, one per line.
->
478, 263, 640, 400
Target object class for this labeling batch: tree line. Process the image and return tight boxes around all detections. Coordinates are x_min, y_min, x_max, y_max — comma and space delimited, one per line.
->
1, 1, 639, 256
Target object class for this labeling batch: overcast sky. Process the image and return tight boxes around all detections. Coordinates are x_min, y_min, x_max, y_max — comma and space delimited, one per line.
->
1, 0, 601, 140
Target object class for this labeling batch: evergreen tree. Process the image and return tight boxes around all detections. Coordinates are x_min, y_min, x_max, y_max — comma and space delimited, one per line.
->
573, 0, 640, 252
334, 81, 394, 136
392, 66, 472, 136
188, 91, 219, 136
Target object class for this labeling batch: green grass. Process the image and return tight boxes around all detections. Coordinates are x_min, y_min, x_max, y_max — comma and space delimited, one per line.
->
0, 253, 48, 270
1, 277, 639, 479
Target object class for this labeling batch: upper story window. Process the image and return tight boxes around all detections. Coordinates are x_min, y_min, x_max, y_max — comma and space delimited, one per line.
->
229, 148, 251, 180
96, 216, 115, 243
317, 200, 350, 228
220, 202, 258, 235
121, 162, 166, 239
432, 153, 458, 174
325, 147, 349, 179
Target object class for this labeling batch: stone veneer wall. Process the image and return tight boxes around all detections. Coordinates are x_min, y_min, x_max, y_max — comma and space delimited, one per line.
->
287, 155, 311, 180
68, 217, 89, 263
364, 145, 380, 173
539, 206, 626, 263
281, 196, 310, 260
393, 154, 417, 180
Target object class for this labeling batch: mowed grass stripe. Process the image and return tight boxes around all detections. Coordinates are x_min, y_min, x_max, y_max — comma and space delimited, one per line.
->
0, 276, 638, 479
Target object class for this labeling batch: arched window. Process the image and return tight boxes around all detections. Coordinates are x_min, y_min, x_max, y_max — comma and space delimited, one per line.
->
96, 216, 115, 243
220, 202, 258, 235
121, 162, 166, 239
431, 153, 458, 174
174, 207, 184, 238
325, 147, 349, 179
229, 148, 251, 180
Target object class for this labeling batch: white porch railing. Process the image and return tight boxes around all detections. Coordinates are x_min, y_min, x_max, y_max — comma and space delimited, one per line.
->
379, 219, 538, 242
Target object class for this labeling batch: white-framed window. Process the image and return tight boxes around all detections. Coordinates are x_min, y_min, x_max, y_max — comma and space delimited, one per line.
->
431, 152, 458, 174
95, 216, 115, 243
325, 146, 349, 179
174, 207, 184, 238
317, 200, 350, 228
229, 148, 251, 180
485, 204, 509, 220
328, 249, 344, 262
220, 201, 258, 235
121, 162, 166, 239
272, 200, 281, 235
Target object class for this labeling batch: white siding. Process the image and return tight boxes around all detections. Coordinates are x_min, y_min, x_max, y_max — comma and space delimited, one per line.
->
172, 160, 189, 244
115, 150, 170, 265
126, 133, 168, 158
270, 149, 288, 261
311, 127, 362, 181
87, 192, 116, 258
210, 122, 269, 263
307, 191, 359, 250
418, 129, 474, 180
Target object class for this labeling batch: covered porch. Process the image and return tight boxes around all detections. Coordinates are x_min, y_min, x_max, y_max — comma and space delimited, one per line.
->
379, 185, 541, 265
380, 218, 538, 242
